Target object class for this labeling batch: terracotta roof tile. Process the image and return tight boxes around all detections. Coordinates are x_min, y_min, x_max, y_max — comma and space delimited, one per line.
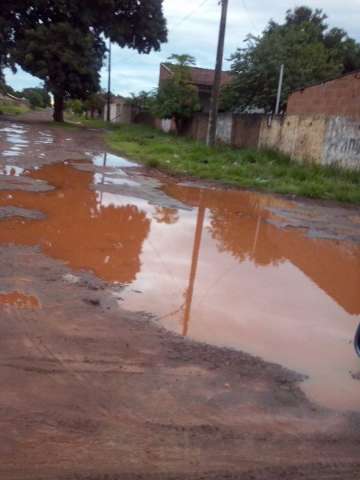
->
188, 66, 232, 86
161, 64, 232, 87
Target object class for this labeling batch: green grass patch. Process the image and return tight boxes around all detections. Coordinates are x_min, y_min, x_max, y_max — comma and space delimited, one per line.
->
107, 125, 360, 203
0, 102, 29, 116
65, 113, 111, 130
63, 121, 360, 204
105, 124, 360, 204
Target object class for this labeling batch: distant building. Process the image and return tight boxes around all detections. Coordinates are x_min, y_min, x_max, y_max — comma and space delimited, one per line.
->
287, 70, 360, 119
103, 96, 132, 124
159, 63, 232, 113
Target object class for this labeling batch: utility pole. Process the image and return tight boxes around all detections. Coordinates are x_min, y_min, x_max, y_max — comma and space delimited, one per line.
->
275, 64, 285, 116
207, 0, 229, 147
106, 38, 112, 122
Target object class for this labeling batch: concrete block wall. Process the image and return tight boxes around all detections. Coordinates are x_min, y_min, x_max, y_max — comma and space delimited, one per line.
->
259, 115, 327, 164
103, 103, 118, 123
259, 114, 360, 169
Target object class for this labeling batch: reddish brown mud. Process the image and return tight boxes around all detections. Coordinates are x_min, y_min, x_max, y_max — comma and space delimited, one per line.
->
0, 245, 359, 480
0, 114, 359, 479
0, 291, 40, 309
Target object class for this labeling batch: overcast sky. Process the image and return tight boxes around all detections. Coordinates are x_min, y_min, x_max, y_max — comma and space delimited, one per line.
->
5, 0, 360, 96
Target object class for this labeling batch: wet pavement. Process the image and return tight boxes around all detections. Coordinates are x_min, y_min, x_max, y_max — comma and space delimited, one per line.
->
0, 115, 360, 479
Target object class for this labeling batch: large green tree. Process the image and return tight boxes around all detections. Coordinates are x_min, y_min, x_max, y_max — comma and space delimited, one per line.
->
83, 92, 106, 119
0, 2, 14, 89
223, 6, 360, 113
1, 1, 167, 121
129, 90, 157, 113
154, 54, 200, 133
20, 87, 51, 109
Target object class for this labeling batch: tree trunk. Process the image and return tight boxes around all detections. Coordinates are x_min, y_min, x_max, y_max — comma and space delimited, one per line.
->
53, 94, 64, 122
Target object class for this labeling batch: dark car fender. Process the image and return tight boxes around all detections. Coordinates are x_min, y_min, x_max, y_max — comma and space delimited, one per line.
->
355, 324, 360, 358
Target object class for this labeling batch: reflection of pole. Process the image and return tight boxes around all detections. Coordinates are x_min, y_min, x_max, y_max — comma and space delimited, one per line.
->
251, 215, 261, 257
100, 152, 107, 205
182, 203, 206, 336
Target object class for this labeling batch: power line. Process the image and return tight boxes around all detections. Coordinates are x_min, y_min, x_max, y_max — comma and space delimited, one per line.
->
172, 0, 210, 29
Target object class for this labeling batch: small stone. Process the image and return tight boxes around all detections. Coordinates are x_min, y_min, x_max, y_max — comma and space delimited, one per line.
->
63, 273, 80, 285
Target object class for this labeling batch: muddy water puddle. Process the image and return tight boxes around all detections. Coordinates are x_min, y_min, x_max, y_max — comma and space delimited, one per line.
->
0, 152, 359, 411
0, 291, 40, 309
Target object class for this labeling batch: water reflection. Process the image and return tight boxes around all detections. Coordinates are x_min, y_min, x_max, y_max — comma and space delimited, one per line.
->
183, 203, 205, 336
0, 158, 359, 410
94, 172, 140, 188
92, 152, 137, 169
153, 207, 179, 225
0, 165, 25, 176
0, 124, 29, 158
34, 131, 54, 145
0, 163, 150, 283
167, 184, 360, 315
123, 183, 360, 411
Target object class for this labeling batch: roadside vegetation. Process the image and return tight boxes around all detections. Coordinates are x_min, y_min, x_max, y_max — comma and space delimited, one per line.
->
0, 101, 29, 116
0, 2, 167, 122
106, 123, 360, 204
65, 112, 108, 129
222, 6, 360, 113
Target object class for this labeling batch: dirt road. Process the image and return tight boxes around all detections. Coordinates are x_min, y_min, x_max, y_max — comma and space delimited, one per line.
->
0, 113, 359, 480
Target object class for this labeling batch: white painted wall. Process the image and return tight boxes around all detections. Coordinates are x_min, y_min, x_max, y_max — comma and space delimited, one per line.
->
161, 119, 172, 133
216, 113, 233, 144
323, 117, 360, 169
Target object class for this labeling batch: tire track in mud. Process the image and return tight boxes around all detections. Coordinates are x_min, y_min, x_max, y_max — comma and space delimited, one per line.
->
4, 304, 210, 429
10, 308, 146, 422
0, 246, 220, 429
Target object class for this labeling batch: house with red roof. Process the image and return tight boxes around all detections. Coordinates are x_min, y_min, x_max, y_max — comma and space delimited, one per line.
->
159, 63, 232, 113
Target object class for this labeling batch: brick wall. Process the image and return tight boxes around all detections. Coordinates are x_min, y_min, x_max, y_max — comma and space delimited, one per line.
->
287, 71, 360, 119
